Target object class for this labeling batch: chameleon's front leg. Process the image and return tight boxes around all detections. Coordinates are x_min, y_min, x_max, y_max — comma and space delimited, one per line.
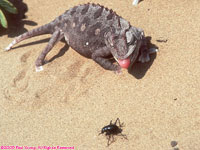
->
35, 30, 63, 72
91, 47, 121, 72
138, 36, 158, 63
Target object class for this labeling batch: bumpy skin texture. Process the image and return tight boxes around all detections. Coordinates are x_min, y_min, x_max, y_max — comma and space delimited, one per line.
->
5, 3, 156, 72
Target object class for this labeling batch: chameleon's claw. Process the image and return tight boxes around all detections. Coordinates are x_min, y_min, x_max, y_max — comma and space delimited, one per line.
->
5, 44, 12, 51
5, 46, 11, 51
5, 39, 17, 51
35, 66, 44, 72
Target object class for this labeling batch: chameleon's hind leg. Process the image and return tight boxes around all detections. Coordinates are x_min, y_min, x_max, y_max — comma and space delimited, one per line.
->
35, 30, 63, 72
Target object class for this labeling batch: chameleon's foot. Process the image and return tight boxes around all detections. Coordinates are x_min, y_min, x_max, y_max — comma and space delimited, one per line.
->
138, 53, 150, 63
112, 64, 122, 74
35, 66, 44, 72
5, 46, 11, 51
132, 0, 140, 5
148, 48, 159, 54
138, 48, 158, 63
114, 69, 122, 74
5, 39, 17, 51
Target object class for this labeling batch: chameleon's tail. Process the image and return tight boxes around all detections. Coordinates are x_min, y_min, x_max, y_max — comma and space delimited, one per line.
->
5, 23, 51, 51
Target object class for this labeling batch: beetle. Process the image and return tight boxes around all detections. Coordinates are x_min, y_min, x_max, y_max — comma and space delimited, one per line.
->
99, 118, 127, 146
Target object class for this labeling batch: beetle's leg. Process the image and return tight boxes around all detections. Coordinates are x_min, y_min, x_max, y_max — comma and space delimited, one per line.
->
107, 135, 115, 146
110, 120, 113, 125
114, 118, 120, 125
110, 135, 115, 145
115, 118, 124, 127
98, 132, 102, 136
107, 135, 111, 146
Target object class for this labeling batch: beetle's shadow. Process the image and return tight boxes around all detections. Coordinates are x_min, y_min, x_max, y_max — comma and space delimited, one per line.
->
128, 36, 158, 79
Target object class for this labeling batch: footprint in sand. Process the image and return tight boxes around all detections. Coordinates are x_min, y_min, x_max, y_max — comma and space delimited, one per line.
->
12, 69, 29, 92
20, 51, 31, 63
3, 86, 48, 110
12, 51, 32, 91
2, 52, 31, 106
62, 67, 92, 104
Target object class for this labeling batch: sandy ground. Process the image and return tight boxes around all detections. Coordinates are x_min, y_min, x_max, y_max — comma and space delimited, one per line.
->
0, 0, 200, 149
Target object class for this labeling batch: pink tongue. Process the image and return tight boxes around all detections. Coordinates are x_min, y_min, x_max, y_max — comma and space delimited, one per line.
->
118, 58, 130, 69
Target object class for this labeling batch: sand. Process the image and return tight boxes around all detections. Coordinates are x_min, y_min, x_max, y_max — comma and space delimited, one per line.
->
0, 0, 200, 149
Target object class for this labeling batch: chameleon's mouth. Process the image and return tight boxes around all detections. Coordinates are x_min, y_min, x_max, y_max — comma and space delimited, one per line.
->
114, 57, 130, 69
113, 43, 136, 69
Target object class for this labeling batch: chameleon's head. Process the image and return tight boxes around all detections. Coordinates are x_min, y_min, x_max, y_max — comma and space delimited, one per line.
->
106, 26, 144, 69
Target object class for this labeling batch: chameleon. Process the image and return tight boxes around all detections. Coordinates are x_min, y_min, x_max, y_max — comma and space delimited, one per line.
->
5, 3, 157, 72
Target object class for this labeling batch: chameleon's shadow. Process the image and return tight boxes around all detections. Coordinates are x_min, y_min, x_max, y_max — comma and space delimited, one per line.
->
9, 37, 50, 50
48, 40, 69, 63
10, 38, 69, 63
128, 36, 158, 79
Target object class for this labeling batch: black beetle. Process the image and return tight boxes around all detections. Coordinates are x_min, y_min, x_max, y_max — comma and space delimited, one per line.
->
99, 118, 127, 146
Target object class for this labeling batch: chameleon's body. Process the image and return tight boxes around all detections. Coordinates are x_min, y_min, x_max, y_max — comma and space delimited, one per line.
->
5, 3, 157, 72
